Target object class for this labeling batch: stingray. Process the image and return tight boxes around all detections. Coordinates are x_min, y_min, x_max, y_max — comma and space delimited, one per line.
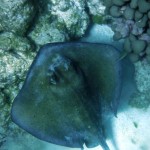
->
11, 42, 123, 150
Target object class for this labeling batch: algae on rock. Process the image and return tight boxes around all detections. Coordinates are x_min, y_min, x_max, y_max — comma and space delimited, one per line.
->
28, 0, 90, 45
0, 31, 35, 90
0, 0, 35, 35
0, 32, 34, 54
28, 15, 69, 46
87, 0, 106, 24
0, 32, 35, 140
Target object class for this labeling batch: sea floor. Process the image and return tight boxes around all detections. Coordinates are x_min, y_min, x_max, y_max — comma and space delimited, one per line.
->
2, 106, 150, 150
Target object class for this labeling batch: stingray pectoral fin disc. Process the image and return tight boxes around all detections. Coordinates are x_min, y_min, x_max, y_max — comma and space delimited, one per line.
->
11, 42, 121, 149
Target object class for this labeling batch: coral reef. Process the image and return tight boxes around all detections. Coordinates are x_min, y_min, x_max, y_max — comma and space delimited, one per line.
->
86, 0, 105, 24
49, 0, 89, 38
0, 32, 35, 98
0, 0, 35, 35
87, 0, 105, 16
28, 0, 90, 46
28, 14, 69, 46
0, 32, 35, 141
104, 0, 150, 62
0, 32, 34, 53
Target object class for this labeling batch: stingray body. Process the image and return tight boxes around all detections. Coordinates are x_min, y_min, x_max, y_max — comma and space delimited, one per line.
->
11, 42, 122, 150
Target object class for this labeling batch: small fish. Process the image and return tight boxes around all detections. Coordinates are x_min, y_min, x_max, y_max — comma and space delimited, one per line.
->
11, 42, 123, 150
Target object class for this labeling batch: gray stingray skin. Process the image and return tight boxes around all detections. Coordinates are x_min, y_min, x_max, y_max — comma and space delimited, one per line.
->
11, 42, 122, 150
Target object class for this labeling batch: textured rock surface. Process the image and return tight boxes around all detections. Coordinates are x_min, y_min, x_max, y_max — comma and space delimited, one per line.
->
0, 32, 34, 53
0, 32, 35, 90
28, 15, 69, 46
86, 0, 105, 24
0, 32, 35, 141
50, 0, 89, 38
129, 60, 150, 108
87, 0, 105, 16
28, 0, 90, 45
0, 0, 35, 35
0, 48, 34, 89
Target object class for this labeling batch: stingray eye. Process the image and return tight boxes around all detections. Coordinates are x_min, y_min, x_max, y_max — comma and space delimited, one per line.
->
47, 55, 72, 85
47, 71, 59, 85
49, 73, 58, 85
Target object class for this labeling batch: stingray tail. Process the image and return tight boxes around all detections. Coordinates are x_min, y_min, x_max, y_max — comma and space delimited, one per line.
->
81, 137, 110, 150
99, 134, 110, 150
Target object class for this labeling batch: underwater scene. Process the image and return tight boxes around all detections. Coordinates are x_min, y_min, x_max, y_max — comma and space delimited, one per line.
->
0, 0, 150, 150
